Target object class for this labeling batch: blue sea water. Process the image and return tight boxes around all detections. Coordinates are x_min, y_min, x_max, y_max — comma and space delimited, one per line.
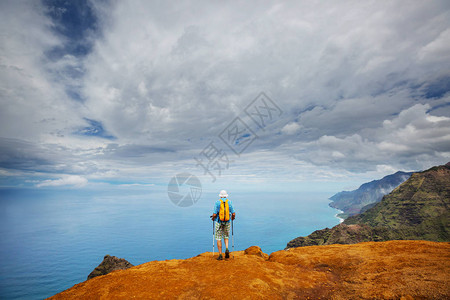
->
0, 187, 341, 299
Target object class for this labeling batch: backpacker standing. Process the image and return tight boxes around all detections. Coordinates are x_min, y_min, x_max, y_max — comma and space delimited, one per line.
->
211, 190, 235, 260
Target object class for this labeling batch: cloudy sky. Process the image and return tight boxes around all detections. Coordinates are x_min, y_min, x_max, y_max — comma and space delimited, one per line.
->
1, 0, 450, 192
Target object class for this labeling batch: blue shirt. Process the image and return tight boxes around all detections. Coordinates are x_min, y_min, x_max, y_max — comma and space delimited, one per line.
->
213, 198, 235, 223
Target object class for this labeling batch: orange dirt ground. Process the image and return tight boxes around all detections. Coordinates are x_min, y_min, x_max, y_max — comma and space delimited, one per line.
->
48, 240, 450, 299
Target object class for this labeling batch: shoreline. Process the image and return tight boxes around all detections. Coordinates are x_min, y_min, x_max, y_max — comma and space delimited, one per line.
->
334, 209, 344, 223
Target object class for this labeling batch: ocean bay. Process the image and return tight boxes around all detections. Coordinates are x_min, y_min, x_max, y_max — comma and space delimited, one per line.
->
0, 187, 340, 299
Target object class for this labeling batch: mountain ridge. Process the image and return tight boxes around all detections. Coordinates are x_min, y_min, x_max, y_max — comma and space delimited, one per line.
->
344, 162, 450, 241
287, 162, 449, 248
329, 171, 414, 218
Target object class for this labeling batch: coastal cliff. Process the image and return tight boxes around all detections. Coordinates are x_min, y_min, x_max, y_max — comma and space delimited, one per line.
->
48, 241, 450, 299
287, 163, 449, 248
329, 171, 413, 218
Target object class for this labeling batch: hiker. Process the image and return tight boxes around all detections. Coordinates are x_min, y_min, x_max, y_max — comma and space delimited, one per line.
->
211, 190, 235, 260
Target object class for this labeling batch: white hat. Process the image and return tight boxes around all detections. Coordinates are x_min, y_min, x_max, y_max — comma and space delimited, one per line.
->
219, 190, 228, 198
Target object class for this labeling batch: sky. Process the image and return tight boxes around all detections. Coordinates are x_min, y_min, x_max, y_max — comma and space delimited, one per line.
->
1, 0, 450, 194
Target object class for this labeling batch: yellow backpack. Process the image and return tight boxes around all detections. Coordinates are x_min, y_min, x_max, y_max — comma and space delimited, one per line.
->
219, 199, 230, 221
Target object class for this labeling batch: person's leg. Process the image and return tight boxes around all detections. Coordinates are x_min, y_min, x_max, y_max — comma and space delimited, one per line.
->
224, 239, 230, 258
215, 222, 223, 254
224, 222, 231, 250
224, 221, 231, 258
217, 240, 222, 254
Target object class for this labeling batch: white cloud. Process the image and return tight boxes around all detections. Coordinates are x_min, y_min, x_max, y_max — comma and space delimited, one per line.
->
419, 28, 450, 62
36, 175, 88, 188
291, 103, 450, 171
0, 1, 87, 142
376, 164, 399, 174
281, 122, 301, 135
1, 1, 450, 187
117, 183, 155, 187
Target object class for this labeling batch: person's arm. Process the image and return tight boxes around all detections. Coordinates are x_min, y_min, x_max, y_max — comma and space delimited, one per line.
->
211, 201, 219, 220
230, 201, 236, 220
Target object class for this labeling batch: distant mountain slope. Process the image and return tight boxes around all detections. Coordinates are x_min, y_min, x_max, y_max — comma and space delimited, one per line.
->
287, 163, 450, 248
345, 163, 450, 241
329, 171, 414, 218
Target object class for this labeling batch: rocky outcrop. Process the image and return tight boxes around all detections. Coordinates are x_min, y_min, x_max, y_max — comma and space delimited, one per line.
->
286, 224, 380, 248
87, 255, 134, 280
49, 241, 450, 299
244, 245, 269, 259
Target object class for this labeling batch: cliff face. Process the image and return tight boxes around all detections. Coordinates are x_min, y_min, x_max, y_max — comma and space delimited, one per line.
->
329, 171, 413, 218
345, 163, 450, 241
287, 163, 449, 248
48, 241, 450, 299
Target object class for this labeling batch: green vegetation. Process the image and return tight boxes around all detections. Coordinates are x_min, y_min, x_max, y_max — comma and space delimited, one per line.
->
287, 163, 450, 248
345, 163, 450, 242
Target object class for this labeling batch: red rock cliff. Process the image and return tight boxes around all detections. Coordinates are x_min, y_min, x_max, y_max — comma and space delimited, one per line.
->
49, 241, 450, 299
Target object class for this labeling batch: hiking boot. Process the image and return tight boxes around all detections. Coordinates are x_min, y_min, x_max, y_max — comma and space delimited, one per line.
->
225, 248, 230, 259
217, 254, 223, 260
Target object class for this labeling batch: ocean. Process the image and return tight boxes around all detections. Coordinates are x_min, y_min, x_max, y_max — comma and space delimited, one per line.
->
0, 187, 341, 299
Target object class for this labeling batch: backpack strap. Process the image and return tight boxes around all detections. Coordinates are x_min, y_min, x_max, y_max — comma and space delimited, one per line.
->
225, 199, 229, 221
219, 199, 224, 222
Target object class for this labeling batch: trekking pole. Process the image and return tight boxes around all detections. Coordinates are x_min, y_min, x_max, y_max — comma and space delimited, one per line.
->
212, 220, 215, 258
232, 219, 235, 259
